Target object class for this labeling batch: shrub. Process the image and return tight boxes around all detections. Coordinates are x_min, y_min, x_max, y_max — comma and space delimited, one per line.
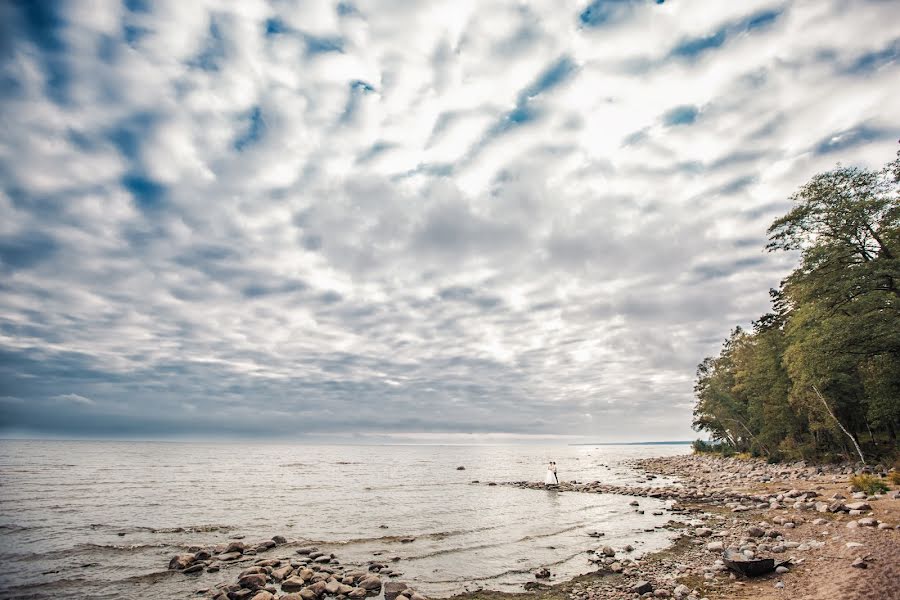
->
850, 474, 889, 495
888, 471, 900, 486
692, 439, 735, 456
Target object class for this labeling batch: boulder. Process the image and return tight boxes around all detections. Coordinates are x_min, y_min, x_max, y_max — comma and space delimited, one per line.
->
348, 588, 367, 599
251, 593, 274, 600
359, 576, 382, 591
272, 535, 287, 545
168, 554, 195, 570
281, 577, 307, 592
746, 526, 765, 538
183, 563, 204, 574
845, 501, 871, 511
858, 517, 877, 527
299, 589, 317, 600
325, 580, 341, 595
384, 581, 408, 599
631, 581, 653, 595
272, 565, 294, 581
225, 541, 246, 554
238, 574, 267, 591
217, 551, 242, 561
706, 541, 724, 552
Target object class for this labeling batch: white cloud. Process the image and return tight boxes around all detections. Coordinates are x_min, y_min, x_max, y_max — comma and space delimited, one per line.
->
0, 0, 898, 440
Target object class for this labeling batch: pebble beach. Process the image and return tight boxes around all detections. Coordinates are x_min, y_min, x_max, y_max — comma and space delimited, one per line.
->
167, 454, 900, 600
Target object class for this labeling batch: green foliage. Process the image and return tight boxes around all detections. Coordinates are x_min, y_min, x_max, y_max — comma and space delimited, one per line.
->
692, 439, 734, 456
693, 152, 900, 463
849, 474, 890, 494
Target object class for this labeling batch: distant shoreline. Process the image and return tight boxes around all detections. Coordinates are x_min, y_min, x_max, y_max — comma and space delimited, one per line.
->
569, 441, 692, 446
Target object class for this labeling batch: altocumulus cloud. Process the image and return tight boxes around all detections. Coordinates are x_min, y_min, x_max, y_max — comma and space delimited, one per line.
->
0, 0, 898, 442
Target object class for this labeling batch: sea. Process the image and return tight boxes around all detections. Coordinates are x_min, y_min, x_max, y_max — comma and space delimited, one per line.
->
0, 441, 691, 600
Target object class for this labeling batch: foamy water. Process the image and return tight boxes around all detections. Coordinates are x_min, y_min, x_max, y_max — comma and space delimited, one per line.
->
0, 441, 690, 599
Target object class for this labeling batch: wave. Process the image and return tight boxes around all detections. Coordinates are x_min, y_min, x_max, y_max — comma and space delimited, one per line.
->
417, 547, 590, 584
515, 523, 583, 542
0, 524, 45, 533
309, 523, 512, 547
85, 523, 233, 534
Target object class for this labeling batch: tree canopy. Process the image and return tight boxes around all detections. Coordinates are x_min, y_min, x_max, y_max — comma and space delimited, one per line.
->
693, 152, 900, 462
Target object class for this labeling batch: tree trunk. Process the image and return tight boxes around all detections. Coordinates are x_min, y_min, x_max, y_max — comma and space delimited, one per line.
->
812, 385, 866, 464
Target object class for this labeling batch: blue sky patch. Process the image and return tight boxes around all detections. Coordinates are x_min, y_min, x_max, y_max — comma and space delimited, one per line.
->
663, 105, 699, 126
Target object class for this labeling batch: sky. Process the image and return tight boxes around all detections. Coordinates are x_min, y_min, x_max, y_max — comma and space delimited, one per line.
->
0, 0, 898, 443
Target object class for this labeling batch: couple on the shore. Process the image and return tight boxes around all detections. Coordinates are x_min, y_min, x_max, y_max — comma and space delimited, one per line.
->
545, 461, 559, 484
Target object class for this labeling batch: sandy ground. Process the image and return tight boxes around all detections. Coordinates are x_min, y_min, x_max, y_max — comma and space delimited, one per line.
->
712, 478, 900, 600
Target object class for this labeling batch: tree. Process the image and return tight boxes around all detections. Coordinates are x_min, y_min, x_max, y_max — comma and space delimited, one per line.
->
693, 152, 900, 460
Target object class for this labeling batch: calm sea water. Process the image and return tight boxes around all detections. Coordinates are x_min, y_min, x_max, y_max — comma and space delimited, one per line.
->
0, 441, 690, 600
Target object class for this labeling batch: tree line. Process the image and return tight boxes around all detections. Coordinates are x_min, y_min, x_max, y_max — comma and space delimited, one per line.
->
693, 151, 900, 463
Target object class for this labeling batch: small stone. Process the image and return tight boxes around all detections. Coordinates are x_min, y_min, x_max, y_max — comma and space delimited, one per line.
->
851, 557, 867, 569
706, 541, 724, 552
746, 526, 765, 538
632, 581, 653, 595
776, 566, 789, 574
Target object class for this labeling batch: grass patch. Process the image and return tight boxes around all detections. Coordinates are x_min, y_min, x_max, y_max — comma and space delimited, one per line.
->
850, 473, 890, 494
887, 471, 900, 486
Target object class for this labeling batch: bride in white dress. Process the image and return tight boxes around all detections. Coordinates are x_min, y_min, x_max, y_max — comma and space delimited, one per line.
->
545, 461, 558, 484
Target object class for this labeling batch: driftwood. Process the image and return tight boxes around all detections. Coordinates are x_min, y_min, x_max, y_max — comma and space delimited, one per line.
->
812, 385, 866, 465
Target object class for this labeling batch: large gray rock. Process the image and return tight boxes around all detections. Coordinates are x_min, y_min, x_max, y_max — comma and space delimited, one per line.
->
845, 501, 871, 511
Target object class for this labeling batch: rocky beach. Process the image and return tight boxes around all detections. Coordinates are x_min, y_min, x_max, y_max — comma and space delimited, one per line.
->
168, 454, 899, 600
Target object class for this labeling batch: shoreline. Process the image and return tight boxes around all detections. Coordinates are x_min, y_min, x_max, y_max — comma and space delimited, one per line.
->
184, 454, 899, 600
457, 455, 900, 600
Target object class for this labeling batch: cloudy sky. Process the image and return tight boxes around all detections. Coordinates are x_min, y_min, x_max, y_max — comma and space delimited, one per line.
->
0, 0, 898, 442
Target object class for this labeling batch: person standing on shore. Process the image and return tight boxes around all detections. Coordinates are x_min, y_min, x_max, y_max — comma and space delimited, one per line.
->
545, 461, 557, 485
